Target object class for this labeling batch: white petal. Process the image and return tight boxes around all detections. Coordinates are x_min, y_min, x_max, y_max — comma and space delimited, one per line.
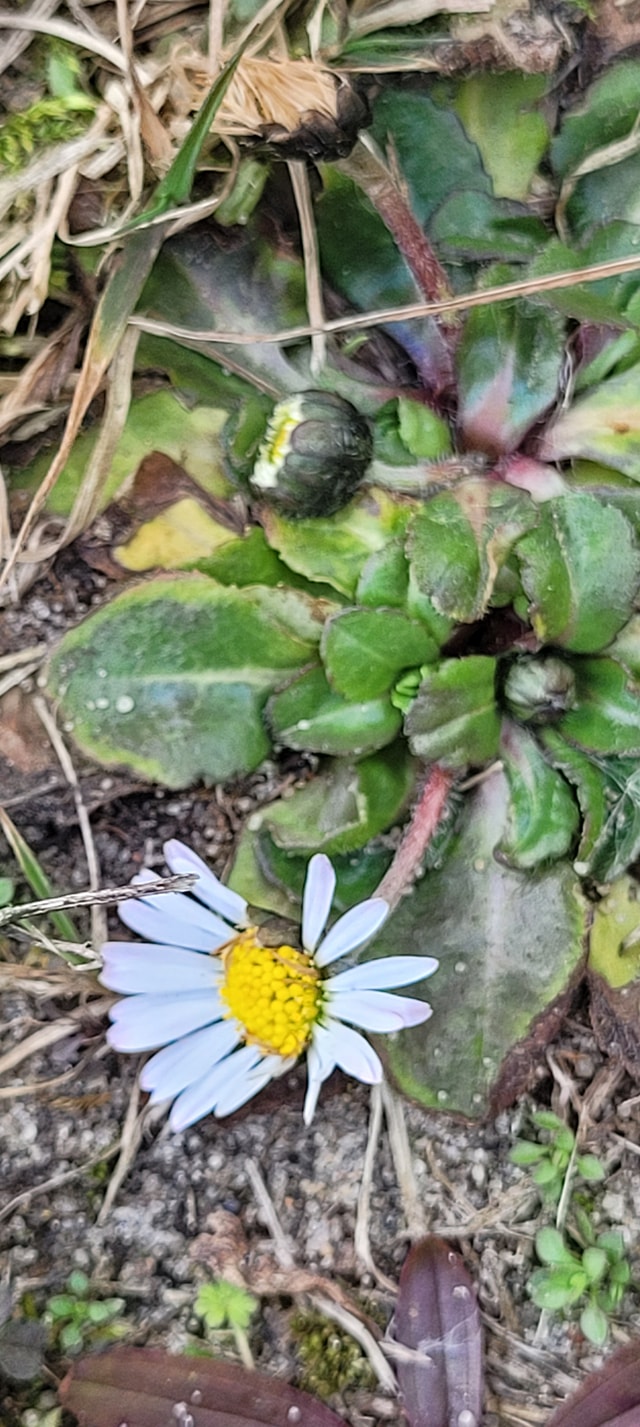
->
212, 1052, 290, 1117
118, 895, 230, 953
107, 991, 222, 1050
302, 854, 336, 953
303, 1038, 335, 1125
315, 899, 389, 967
329, 989, 432, 1032
141, 1021, 241, 1099
329, 955, 439, 992
169, 1045, 264, 1131
314, 1018, 383, 1083
100, 943, 221, 994
164, 840, 248, 927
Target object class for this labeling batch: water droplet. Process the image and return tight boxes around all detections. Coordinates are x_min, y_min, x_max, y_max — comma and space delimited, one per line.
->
97, 667, 107, 678
482, 1057, 492, 1068
472, 1093, 482, 1105
457, 1413, 477, 1427
63, 720, 75, 732
433, 1046, 442, 1058
454, 961, 466, 973
115, 694, 135, 714
287, 1408, 302, 1423
448, 1252, 457, 1263
437, 1090, 448, 1102
96, 697, 109, 709
473, 858, 485, 872
86, 700, 96, 711
190, 1391, 202, 1405
452, 1285, 470, 1299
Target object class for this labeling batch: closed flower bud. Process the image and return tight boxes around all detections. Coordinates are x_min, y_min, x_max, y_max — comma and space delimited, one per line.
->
250, 391, 373, 518
503, 655, 577, 724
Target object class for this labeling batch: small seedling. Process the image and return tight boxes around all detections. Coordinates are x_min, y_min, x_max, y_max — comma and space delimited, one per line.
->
511, 1110, 605, 1204
529, 1225, 631, 1346
194, 1280, 258, 1369
46, 1270, 126, 1354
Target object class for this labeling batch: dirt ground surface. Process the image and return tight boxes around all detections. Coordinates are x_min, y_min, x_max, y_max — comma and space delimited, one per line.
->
2, 558, 640, 1427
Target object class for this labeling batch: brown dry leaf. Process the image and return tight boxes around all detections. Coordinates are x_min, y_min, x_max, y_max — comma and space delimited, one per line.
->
190, 1211, 376, 1319
0, 688, 53, 777
450, 0, 564, 72
589, 973, 640, 1080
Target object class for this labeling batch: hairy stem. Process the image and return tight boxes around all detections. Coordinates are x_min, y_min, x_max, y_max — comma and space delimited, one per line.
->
375, 763, 454, 912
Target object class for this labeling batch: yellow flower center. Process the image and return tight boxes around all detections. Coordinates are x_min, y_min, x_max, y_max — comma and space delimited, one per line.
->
220, 930, 322, 1058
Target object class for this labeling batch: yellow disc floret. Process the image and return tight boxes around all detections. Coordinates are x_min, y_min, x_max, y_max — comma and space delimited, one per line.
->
220, 930, 322, 1058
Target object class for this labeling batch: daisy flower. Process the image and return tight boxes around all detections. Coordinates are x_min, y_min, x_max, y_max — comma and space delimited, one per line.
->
100, 841, 437, 1131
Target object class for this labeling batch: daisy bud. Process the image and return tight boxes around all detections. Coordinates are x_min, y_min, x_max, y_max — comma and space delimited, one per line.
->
250, 391, 373, 518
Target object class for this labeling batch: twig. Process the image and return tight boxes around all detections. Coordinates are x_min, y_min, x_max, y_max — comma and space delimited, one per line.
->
0, 873, 197, 929
288, 159, 326, 374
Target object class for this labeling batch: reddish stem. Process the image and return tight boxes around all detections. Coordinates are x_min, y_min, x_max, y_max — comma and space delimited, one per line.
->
375, 764, 454, 912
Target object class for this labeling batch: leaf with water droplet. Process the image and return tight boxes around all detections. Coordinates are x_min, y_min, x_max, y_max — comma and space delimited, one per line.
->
368, 770, 587, 1117
59, 1347, 350, 1427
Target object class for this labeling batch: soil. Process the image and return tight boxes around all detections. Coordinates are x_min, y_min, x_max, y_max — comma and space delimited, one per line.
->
2, 558, 640, 1427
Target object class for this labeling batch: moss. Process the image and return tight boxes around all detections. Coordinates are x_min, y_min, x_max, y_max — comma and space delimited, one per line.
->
291, 1312, 375, 1400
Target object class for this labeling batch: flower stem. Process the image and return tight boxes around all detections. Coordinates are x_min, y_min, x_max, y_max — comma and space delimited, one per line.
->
375, 764, 454, 912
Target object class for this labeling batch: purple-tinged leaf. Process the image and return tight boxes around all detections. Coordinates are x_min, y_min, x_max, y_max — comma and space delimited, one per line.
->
59, 1347, 349, 1427
393, 1237, 482, 1427
546, 1338, 640, 1427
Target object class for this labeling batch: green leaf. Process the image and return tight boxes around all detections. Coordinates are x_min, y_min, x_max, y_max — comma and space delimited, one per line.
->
370, 89, 492, 228
405, 657, 500, 768
397, 398, 452, 459
230, 822, 391, 916
193, 526, 343, 606
262, 489, 410, 598
515, 495, 640, 653
541, 731, 613, 873
582, 1248, 608, 1283
529, 1270, 587, 1310
260, 745, 415, 856
532, 1109, 565, 1131
454, 73, 549, 201
195, 1282, 258, 1331
579, 1303, 609, 1346
497, 721, 579, 869
267, 666, 402, 757
407, 479, 536, 622
559, 657, 640, 756
510, 1140, 546, 1165
321, 608, 437, 700
47, 577, 321, 787
430, 192, 548, 263
536, 1228, 577, 1268
356, 539, 410, 609
0, 877, 14, 908
551, 61, 640, 179
576, 1154, 606, 1182
370, 771, 588, 1117
456, 280, 564, 455
540, 364, 640, 476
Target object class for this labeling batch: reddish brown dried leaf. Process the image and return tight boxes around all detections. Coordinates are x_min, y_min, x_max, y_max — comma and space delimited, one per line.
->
393, 1237, 482, 1427
546, 1339, 640, 1427
60, 1348, 350, 1427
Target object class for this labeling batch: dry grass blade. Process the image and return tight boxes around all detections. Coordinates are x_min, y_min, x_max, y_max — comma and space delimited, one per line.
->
130, 248, 640, 346
381, 1080, 427, 1241
0, 872, 198, 930
96, 1077, 144, 1221
32, 697, 105, 948
348, 0, 491, 38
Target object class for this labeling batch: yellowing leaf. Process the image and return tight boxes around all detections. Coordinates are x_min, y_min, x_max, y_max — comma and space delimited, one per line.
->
115, 498, 236, 571
589, 876, 640, 988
